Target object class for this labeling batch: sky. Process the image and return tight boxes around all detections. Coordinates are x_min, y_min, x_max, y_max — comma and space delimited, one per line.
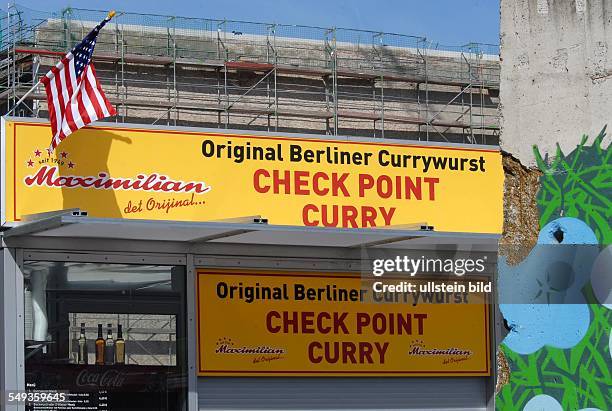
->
14, 0, 500, 46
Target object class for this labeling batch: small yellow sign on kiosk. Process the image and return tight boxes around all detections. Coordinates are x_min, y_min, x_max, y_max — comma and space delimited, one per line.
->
196, 270, 490, 377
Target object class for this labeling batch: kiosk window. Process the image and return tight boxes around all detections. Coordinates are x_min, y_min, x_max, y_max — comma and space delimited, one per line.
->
22, 262, 187, 411
67, 314, 178, 366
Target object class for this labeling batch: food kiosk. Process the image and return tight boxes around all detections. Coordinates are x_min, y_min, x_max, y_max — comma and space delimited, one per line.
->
1, 117, 503, 410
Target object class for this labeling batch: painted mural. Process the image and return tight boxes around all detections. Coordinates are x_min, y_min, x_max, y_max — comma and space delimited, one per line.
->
496, 128, 611, 411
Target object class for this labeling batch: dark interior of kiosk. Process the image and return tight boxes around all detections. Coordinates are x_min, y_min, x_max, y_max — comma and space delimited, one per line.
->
23, 262, 187, 411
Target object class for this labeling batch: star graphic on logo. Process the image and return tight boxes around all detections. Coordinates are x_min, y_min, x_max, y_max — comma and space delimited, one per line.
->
27, 159, 34, 167
68, 161, 75, 169
60, 151, 68, 158
34, 149, 41, 157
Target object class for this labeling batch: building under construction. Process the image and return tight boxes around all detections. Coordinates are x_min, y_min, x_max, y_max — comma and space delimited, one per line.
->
0, 5, 505, 411
1, 5, 500, 145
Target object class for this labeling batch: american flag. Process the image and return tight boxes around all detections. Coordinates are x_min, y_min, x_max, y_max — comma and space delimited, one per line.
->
42, 12, 117, 151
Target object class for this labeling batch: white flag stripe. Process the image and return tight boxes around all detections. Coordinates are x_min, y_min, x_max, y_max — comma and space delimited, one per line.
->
60, 111, 72, 139
59, 62, 70, 110
68, 65, 86, 130
80, 74, 99, 123
48, 75, 63, 139
69, 76, 86, 130
86, 67, 110, 118
67, 58, 78, 96
55, 56, 66, 69
55, 66, 72, 136
52, 134, 61, 149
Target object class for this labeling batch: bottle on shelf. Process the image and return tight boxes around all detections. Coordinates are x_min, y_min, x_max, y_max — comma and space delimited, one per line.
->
77, 323, 88, 365
105, 324, 115, 365
115, 324, 125, 364
95, 324, 105, 365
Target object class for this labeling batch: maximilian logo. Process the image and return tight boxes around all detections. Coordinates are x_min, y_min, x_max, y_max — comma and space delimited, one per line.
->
214, 337, 285, 356
408, 339, 473, 357
23, 147, 212, 195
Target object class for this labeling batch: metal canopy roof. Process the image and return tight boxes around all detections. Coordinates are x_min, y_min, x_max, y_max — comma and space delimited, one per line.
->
3, 213, 499, 249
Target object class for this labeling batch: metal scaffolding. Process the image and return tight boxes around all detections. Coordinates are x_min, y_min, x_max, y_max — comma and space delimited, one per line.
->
0, 4, 500, 144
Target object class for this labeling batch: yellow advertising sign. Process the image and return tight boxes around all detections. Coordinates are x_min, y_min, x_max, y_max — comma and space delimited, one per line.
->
2, 119, 503, 233
196, 270, 490, 376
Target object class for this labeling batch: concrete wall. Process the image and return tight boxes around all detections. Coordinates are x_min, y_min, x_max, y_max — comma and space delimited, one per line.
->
500, 0, 612, 165
497, 2, 612, 410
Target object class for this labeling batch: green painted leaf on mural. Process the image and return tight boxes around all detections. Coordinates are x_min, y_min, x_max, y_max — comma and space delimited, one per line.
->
496, 303, 611, 411
533, 128, 612, 243
498, 131, 611, 411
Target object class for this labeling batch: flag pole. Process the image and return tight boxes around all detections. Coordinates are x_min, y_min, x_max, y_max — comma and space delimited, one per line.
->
6, 10, 116, 117
6, 80, 41, 116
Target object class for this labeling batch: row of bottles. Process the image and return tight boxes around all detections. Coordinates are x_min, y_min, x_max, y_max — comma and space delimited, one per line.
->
77, 323, 125, 365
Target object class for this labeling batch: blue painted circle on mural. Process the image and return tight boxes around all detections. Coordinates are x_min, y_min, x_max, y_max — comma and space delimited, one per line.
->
522, 394, 562, 411
538, 217, 598, 245
499, 217, 599, 354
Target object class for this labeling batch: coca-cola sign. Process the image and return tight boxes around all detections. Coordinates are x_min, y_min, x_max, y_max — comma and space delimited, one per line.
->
76, 369, 127, 388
